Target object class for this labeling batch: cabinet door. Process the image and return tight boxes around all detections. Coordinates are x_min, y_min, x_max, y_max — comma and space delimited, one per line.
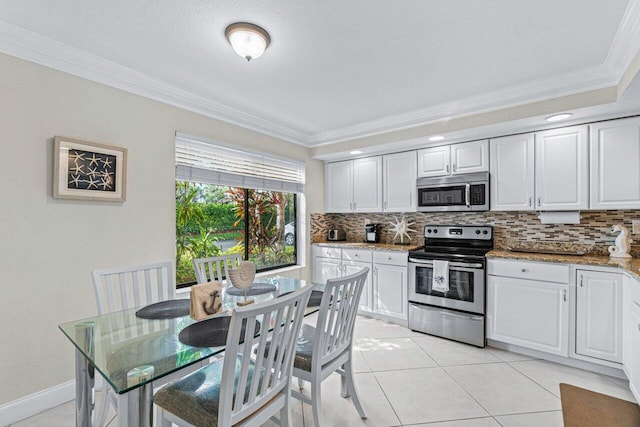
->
576, 270, 623, 363
417, 146, 451, 177
373, 264, 407, 320
451, 140, 489, 175
313, 257, 342, 284
490, 134, 535, 211
487, 275, 568, 356
353, 156, 383, 212
325, 161, 353, 213
590, 117, 640, 209
344, 260, 373, 312
535, 126, 588, 210
383, 151, 417, 212
630, 301, 640, 402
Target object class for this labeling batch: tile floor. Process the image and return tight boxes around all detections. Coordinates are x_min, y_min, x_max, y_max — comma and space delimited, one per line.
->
11, 316, 637, 426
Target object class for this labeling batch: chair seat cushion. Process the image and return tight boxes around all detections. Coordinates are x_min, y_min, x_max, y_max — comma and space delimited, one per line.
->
293, 324, 316, 372
154, 355, 255, 427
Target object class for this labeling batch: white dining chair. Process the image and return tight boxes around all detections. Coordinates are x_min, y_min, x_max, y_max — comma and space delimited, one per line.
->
92, 260, 207, 427
154, 284, 314, 427
290, 267, 369, 427
192, 254, 243, 286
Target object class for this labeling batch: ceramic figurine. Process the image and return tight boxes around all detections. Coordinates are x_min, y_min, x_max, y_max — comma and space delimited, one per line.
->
228, 261, 257, 305
608, 224, 632, 259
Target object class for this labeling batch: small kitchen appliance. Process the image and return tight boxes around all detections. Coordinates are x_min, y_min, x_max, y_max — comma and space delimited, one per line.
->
364, 224, 381, 243
327, 229, 346, 241
408, 225, 493, 347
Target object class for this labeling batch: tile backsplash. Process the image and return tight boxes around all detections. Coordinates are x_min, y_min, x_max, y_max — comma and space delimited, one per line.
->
311, 210, 640, 256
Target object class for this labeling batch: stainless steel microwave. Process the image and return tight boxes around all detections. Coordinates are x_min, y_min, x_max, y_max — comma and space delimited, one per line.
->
416, 172, 489, 212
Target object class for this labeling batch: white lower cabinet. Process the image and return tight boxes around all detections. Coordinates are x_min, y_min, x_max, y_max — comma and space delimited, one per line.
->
623, 274, 640, 402
575, 270, 623, 363
312, 245, 407, 322
487, 273, 569, 356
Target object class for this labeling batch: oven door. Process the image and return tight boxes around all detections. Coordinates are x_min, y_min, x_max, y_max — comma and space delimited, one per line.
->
408, 258, 485, 314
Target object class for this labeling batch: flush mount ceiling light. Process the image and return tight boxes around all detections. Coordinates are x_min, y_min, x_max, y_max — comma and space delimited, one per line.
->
225, 22, 271, 61
545, 113, 573, 122
349, 150, 363, 155
429, 135, 445, 141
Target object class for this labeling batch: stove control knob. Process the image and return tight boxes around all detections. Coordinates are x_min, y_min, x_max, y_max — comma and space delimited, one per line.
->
433, 229, 438, 234
427, 229, 432, 233
483, 230, 488, 235
475, 230, 481, 235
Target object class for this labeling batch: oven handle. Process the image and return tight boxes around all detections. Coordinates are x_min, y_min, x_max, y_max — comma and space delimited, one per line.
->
411, 304, 484, 321
409, 258, 483, 269
465, 183, 471, 208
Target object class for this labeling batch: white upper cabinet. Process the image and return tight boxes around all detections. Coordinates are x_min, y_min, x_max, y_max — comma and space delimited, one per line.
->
418, 140, 488, 178
325, 157, 382, 213
325, 161, 354, 213
383, 151, 417, 212
534, 125, 588, 210
490, 133, 535, 211
451, 140, 489, 174
590, 117, 640, 210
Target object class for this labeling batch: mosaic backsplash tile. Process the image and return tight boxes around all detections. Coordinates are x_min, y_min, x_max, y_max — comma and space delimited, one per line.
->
310, 210, 640, 256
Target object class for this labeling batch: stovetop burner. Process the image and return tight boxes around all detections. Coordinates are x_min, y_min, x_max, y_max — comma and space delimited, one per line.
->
409, 225, 494, 261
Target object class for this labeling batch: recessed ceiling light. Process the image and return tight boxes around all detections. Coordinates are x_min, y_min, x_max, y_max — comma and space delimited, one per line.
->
429, 136, 445, 141
349, 150, 362, 155
545, 113, 573, 122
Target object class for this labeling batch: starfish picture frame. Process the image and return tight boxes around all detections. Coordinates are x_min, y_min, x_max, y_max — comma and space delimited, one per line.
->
53, 136, 127, 201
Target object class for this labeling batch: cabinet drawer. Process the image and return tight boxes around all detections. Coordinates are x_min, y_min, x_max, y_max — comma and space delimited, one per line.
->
488, 259, 569, 283
373, 250, 408, 266
342, 248, 372, 263
313, 246, 342, 259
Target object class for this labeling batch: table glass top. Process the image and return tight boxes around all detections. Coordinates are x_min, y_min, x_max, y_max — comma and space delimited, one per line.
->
59, 276, 319, 394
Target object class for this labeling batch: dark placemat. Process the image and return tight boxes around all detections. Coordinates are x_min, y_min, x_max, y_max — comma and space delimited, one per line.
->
279, 290, 327, 307
226, 283, 277, 296
135, 299, 190, 320
179, 316, 261, 348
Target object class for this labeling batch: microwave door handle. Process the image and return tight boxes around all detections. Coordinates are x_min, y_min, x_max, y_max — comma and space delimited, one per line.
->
465, 183, 471, 208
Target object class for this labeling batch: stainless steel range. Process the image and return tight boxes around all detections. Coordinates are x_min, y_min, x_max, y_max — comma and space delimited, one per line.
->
408, 225, 493, 347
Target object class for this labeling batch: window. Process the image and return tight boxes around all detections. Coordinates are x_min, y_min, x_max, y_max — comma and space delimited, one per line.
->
175, 134, 304, 287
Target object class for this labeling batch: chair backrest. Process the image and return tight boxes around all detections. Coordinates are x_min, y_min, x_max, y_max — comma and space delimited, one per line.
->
313, 267, 369, 368
92, 261, 174, 314
219, 284, 313, 426
192, 254, 243, 285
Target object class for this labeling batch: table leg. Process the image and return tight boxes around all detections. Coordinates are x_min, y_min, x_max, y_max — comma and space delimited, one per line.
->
74, 322, 95, 427
116, 383, 153, 427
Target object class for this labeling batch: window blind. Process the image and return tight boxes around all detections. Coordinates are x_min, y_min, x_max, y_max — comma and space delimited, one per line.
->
175, 135, 305, 193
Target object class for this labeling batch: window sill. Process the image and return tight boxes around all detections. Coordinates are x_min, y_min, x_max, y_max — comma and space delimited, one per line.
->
176, 264, 305, 296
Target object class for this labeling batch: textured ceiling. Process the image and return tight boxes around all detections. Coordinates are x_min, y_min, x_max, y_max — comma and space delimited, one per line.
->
0, 0, 637, 146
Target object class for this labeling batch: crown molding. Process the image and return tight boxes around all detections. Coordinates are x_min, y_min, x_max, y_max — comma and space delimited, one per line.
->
0, 22, 311, 146
605, 0, 640, 80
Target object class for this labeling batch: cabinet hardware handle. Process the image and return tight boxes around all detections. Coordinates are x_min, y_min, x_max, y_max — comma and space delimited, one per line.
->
384, 201, 387, 209
446, 164, 450, 173
453, 163, 457, 172
580, 275, 583, 287
355, 254, 358, 257
388, 256, 392, 260
528, 197, 532, 207
563, 290, 567, 302
521, 268, 527, 273
353, 202, 357, 211
350, 202, 353, 211
638, 324, 640, 332
537, 197, 541, 207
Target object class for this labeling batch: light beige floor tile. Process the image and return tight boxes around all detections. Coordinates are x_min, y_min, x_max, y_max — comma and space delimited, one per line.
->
508, 359, 636, 402
412, 334, 500, 366
10, 400, 76, 427
351, 349, 371, 373
299, 372, 400, 427
445, 363, 561, 416
485, 346, 538, 362
357, 337, 437, 371
409, 417, 501, 427
261, 398, 304, 427
353, 316, 416, 340
375, 367, 489, 425
495, 410, 564, 427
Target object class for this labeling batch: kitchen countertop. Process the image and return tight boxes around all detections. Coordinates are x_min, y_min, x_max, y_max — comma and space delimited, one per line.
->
312, 240, 421, 252
487, 249, 640, 281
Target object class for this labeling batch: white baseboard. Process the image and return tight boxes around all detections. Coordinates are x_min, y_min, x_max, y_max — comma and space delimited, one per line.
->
0, 380, 74, 426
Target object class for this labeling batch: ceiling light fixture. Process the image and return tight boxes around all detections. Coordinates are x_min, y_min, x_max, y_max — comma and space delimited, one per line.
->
225, 22, 271, 61
349, 150, 363, 155
429, 136, 445, 141
545, 113, 573, 122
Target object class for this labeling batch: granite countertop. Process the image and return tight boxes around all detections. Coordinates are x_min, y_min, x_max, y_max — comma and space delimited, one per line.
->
487, 249, 640, 281
312, 240, 421, 252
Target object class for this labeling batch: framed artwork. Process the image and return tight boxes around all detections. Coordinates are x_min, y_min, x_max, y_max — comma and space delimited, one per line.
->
53, 136, 127, 201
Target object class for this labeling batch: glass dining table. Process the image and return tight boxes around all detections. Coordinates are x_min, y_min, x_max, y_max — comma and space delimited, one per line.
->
59, 276, 320, 427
